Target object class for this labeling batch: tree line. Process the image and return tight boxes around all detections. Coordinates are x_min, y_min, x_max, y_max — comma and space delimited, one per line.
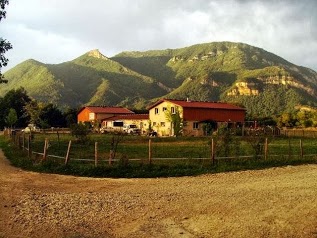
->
0, 88, 78, 129
220, 85, 317, 128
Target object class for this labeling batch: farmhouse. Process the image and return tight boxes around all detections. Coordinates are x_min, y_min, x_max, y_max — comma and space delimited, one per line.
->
148, 99, 246, 136
77, 106, 134, 123
101, 114, 149, 134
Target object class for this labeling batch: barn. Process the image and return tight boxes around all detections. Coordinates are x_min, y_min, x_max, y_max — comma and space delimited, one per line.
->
77, 106, 134, 124
148, 99, 245, 136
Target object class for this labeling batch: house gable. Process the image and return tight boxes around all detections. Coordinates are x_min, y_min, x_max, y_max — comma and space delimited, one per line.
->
149, 100, 183, 136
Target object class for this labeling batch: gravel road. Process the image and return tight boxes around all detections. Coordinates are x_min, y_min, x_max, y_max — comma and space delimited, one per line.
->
0, 149, 317, 238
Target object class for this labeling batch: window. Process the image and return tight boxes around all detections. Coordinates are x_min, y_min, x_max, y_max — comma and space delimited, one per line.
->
89, 113, 95, 120
163, 107, 167, 111
155, 108, 159, 115
113, 121, 124, 127
161, 122, 165, 127
193, 122, 199, 129
171, 107, 175, 114
153, 122, 157, 126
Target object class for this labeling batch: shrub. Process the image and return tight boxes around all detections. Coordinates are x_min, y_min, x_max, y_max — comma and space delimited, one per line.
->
70, 123, 90, 144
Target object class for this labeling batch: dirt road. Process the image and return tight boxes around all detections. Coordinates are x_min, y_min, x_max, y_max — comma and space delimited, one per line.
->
0, 149, 317, 238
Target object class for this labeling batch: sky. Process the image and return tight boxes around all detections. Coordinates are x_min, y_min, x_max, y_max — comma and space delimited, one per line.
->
1, 0, 317, 72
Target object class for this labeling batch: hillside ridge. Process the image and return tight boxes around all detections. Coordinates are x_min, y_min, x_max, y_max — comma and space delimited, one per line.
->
2, 41, 317, 117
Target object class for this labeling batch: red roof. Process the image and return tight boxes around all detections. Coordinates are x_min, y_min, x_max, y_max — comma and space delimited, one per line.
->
148, 99, 245, 111
79, 106, 134, 114
102, 114, 149, 121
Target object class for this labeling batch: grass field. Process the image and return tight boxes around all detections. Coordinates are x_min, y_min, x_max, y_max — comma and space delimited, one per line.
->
25, 133, 317, 159
1, 132, 317, 178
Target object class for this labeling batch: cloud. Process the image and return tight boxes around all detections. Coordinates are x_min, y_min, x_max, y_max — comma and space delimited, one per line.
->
2, 0, 317, 71
2, 23, 93, 67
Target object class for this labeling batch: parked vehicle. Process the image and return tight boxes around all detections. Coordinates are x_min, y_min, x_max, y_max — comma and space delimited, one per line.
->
101, 126, 124, 134
123, 124, 141, 135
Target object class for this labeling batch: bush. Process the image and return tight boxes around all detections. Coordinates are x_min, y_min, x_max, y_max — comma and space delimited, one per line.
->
70, 123, 90, 144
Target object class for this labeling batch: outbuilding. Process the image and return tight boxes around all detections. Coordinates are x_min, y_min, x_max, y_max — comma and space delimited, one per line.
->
77, 106, 134, 124
101, 114, 149, 134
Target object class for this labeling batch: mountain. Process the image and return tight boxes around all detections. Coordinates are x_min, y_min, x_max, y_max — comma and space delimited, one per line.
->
2, 42, 317, 117
113, 42, 317, 117
1, 49, 169, 109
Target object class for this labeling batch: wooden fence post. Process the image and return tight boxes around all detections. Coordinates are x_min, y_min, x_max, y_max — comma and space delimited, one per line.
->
12, 132, 16, 146
95, 141, 98, 167
22, 134, 25, 151
57, 130, 60, 144
109, 150, 113, 165
42, 138, 48, 160
288, 138, 291, 159
10, 131, 12, 142
264, 138, 268, 160
148, 139, 152, 165
17, 133, 21, 149
27, 135, 31, 158
300, 139, 303, 159
15, 133, 18, 146
65, 140, 72, 165
211, 138, 215, 165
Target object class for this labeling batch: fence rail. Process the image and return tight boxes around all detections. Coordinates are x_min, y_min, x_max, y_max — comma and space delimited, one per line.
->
4, 129, 317, 167
280, 129, 317, 138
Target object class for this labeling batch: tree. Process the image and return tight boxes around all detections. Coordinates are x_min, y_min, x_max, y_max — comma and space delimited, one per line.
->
40, 103, 66, 128
0, 0, 9, 20
23, 100, 43, 126
276, 112, 298, 128
0, 0, 12, 83
296, 110, 315, 128
63, 108, 78, 127
165, 106, 183, 136
70, 123, 90, 144
24, 101, 69, 128
245, 135, 266, 159
5, 107, 17, 128
0, 88, 31, 128
109, 133, 125, 163
213, 125, 241, 158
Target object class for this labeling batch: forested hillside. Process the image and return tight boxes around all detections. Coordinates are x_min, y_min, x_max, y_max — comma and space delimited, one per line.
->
1, 50, 169, 109
2, 42, 317, 118
114, 42, 317, 117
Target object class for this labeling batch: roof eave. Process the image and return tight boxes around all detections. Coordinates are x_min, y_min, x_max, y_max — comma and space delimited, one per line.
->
147, 98, 165, 110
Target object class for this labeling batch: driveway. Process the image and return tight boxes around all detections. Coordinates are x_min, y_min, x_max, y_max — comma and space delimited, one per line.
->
0, 149, 317, 237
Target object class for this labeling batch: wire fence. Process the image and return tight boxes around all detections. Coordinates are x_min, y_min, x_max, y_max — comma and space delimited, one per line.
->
4, 128, 317, 168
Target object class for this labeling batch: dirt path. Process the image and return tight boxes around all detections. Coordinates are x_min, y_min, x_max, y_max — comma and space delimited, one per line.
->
0, 149, 317, 238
